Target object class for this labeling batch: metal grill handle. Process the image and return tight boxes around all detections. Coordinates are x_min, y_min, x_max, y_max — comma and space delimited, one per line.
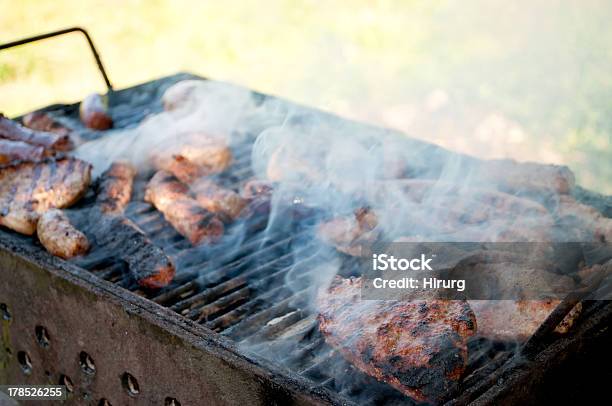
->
0, 27, 113, 92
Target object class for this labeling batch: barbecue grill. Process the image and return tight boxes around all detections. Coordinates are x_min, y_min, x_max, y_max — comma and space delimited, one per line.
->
1, 29, 611, 406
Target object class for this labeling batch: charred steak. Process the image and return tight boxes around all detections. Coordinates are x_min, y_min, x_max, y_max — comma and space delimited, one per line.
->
317, 277, 476, 403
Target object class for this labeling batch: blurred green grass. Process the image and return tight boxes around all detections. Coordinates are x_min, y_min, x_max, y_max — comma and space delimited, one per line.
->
1, 0, 610, 193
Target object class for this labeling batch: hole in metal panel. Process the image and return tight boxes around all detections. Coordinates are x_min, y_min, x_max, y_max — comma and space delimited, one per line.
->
165, 397, 181, 406
98, 399, 112, 406
0, 303, 10, 320
17, 351, 32, 375
121, 372, 140, 397
35, 326, 50, 348
79, 351, 96, 375
60, 375, 74, 392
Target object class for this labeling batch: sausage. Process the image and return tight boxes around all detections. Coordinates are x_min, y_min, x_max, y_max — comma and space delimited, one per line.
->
80, 93, 113, 130
0, 113, 69, 151
22, 111, 74, 150
0, 139, 46, 166
37, 209, 89, 259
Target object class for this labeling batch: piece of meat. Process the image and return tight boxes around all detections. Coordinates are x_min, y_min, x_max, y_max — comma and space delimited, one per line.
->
81, 212, 175, 288
153, 141, 232, 183
80, 93, 113, 130
144, 171, 224, 245
0, 158, 92, 235
191, 179, 246, 222
0, 139, 46, 166
318, 207, 379, 256
37, 209, 89, 259
22, 111, 74, 149
96, 161, 136, 214
468, 300, 582, 341
554, 195, 612, 242
372, 179, 554, 242
321, 180, 554, 257
155, 154, 208, 184
318, 277, 476, 403
375, 179, 550, 217
0, 113, 71, 151
475, 159, 575, 194
173, 142, 232, 173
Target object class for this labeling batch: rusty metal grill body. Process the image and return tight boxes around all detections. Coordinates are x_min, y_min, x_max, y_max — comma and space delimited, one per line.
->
1, 73, 611, 405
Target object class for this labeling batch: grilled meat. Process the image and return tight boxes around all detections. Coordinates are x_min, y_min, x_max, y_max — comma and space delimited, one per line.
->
318, 207, 378, 256
322, 179, 556, 255
475, 159, 575, 194
376, 179, 552, 242
0, 139, 46, 166
0, 158, 92, 235
155, 154, 208, 184
375, 179, 550, 217
37, 209, 89, 259
0, 113, 71, 151
66, 164, 174, 288
153, 141, 232, 183
145, 171, 224, 244
80, 93, 113, 130
22, 111, 74, 148
318, 277, 476, 403
554, 195, 612, 242
80, 212, 175, 288
468, 300, 582, 341
96, 161, 136, 214
192, 178, 246, 221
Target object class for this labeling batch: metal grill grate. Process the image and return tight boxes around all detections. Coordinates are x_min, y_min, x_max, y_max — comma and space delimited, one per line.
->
72, 109, 518, 406
2, 73, 609, 405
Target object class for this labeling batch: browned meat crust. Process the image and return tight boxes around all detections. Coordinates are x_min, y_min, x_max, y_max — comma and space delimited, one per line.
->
0, 139, 46, 166
22, 111, 74, 149
37, 209, 89, 259
152, 141, 232, 183
192, 178, 246, 221
318, 277, 477, 403
0, 158, 92, 235
145, 171, 224, 245
96, 161, 136, 214
79, 93, 113, 130
0, 113, 70, 151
